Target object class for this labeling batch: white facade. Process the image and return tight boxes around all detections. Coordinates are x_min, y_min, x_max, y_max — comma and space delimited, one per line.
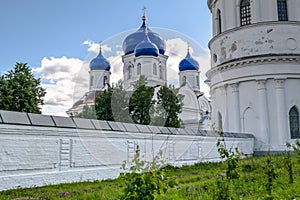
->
89, 69, 111, 91
207, 0, 300, 152
179, 70, 201, 94
122, 53, 168, 90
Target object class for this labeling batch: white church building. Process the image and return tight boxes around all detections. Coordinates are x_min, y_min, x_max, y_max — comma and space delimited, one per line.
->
206, 0, 300, 152
68, 0, 300, 152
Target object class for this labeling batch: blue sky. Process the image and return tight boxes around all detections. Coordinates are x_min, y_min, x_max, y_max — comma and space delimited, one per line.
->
0, 0, 211, 71
0, 0, 212, 115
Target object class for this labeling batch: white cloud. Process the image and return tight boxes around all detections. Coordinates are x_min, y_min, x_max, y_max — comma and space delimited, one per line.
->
82, 40, 112, 53
34, 56, 84, 116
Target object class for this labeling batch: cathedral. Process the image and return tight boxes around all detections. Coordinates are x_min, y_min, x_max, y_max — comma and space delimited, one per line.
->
68, 0, 300, 153
67, 11, 211, 129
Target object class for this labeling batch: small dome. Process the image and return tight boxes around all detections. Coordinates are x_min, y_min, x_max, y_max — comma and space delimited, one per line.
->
134, 33, 159, 57
89, 49, 110, 71
179, 51, 199, 71
122, 17, 165, 55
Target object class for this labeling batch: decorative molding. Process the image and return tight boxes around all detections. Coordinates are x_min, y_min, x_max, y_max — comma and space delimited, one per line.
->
275, 79, 285, 89
257, 80, 267, 90
206, 55, 300, 78
230, 83, 239, 93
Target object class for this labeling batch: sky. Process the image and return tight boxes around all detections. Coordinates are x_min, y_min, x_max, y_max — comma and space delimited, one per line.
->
0, 0, 212, 116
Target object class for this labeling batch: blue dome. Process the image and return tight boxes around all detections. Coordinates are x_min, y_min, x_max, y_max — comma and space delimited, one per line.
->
134, 34, 159, 57
89, 50, 110, 71
122, 19, 166, 55
179, 51, 199, 71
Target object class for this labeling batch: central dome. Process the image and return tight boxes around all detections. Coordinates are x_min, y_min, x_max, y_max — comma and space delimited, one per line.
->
134, 33, 159, 57
122, 17, 166, 55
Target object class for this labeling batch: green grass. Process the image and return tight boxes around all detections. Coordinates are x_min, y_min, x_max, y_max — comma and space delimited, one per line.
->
1, 153, 300, 199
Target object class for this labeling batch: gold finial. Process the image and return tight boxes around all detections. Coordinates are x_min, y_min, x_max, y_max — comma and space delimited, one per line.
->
142, 6, 146, 21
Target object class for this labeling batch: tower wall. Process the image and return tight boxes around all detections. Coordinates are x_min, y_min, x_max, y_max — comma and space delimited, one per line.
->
207, 0, 300, 152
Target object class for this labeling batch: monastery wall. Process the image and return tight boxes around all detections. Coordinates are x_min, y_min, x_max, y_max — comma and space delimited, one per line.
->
0, 110, 254, 191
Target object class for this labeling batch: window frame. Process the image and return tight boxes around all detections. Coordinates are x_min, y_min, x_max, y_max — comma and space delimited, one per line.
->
137, 63, 141, 75
153, 63, 157, 75
240, 0, 251, 26
277, 0, 288, 21
217, 9, 222, 34
289, 106, 300, 139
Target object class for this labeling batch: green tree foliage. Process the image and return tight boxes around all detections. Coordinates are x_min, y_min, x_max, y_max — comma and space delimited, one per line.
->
0, 63, 46, 113
95, 88, 114, 121
155, 85, 183, 128
111, 85, 131, 123
74, 104, 97, 119
264, 151, 277, 199
95, 84, 131, 122
129, 76, 155, 125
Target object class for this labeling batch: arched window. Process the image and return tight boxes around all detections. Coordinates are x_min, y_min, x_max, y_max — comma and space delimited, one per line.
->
103, 76, 107, 86
182, 76, 186, 85
128, 65, 133, 79
153, 63, 157, 75
240, 0, 251, 26
137, 63, 141, 75
159, 65, 163, 79
217, 9, 222, 34
289, 106, 300, 139
277, 0, 288, 21
218, 112, 223, 130
90, 75, 94, 87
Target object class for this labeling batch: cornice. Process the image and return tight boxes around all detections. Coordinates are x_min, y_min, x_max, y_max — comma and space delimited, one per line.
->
206, 54, 300, 78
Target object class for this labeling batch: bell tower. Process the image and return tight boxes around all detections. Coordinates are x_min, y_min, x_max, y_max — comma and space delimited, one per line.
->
206, 0, 300, 152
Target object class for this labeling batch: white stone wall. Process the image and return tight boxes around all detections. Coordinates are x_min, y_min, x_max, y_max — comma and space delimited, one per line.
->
0, 111, 254, 191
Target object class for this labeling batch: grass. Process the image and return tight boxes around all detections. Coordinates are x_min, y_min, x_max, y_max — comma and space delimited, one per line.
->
1, 153, 300, 199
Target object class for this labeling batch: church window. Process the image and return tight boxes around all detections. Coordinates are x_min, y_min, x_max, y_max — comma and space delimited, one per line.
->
217, 9, 222, 34
103, 76, 108, 86
196, 75, 199, 87
183, 76, 186, 84
240, 0, 251, 26
90, 75, 94, 87
289, 106, 300, 139
159, 65, 163, 79
137, 63, 141, 75
153, 63, 157, 75
218, 112, 223, 130
128, 65, 133, 79
277, 0, 288, 21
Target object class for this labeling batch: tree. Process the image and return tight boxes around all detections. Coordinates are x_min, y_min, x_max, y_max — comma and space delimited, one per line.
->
95, 84, 131, 122
129, 76, 155, 125
74, 104, 97, 119
111, 85, 131, 123
95, 87, 114, 121
0, 63, 46, 113
155, 85, 183, 128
